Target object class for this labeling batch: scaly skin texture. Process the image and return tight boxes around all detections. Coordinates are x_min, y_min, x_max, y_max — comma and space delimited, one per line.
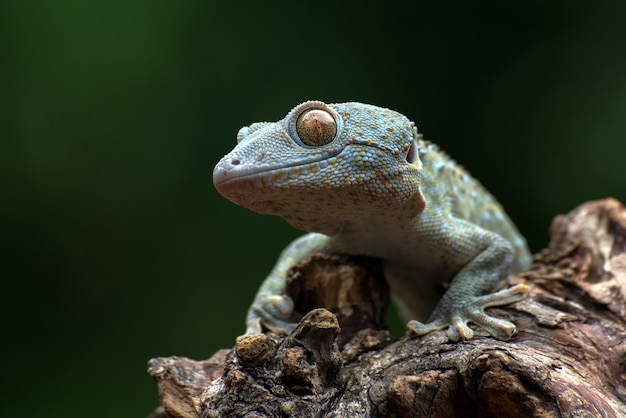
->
213, 101, 531, 341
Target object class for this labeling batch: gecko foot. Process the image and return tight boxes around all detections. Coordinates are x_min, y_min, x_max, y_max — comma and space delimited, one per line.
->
245, 294, 300, 335
407, 284, 529, 341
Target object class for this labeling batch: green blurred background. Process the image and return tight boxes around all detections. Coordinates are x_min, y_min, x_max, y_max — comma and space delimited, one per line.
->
2, 1, 625, 416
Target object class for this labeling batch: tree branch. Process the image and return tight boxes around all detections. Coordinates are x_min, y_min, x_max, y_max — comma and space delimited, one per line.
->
148, 198, 626, 417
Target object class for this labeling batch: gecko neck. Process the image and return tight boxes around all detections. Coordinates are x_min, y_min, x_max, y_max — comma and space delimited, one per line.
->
328, 193, 426, 258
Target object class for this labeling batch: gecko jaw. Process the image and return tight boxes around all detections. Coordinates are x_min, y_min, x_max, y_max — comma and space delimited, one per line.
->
213, 151, 339, 208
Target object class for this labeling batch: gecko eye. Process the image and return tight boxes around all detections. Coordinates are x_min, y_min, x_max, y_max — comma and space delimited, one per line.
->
295, 108, 337, 146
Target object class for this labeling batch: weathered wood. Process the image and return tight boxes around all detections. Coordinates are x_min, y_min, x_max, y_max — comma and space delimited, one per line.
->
148, 198, 626, 417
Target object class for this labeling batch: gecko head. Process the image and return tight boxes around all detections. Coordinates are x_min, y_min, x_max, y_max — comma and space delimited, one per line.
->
213, 101, 425, 234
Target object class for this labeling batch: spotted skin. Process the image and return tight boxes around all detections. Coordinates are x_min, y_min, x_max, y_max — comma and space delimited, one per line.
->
213, 101, 531, 341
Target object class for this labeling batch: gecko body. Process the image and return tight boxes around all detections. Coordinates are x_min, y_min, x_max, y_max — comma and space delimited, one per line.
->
213, 101, 531, 341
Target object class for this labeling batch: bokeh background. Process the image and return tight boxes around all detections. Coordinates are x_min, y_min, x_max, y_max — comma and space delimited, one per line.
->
2, 1, 626, 416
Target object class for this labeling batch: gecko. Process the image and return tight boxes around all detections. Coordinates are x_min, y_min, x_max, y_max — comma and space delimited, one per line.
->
213, 100, 532, 341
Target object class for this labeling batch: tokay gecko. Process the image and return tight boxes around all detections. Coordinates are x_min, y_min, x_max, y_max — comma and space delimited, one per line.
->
213, 101, 531, 341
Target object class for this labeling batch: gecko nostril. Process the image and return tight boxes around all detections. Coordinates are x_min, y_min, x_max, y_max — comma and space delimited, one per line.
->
231, 159, 241, 166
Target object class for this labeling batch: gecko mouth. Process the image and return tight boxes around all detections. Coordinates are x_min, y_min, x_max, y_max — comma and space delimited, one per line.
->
213, 148, 345, 209
213, 147, 342, 190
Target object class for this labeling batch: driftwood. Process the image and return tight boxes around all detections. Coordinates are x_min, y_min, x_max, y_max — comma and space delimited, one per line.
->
148, 198, 626, 417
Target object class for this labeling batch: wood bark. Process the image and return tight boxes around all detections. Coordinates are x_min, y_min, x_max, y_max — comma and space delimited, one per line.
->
148, 198, 626, 417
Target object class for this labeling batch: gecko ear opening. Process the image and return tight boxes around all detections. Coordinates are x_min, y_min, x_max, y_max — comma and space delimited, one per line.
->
406, 140, 417, 164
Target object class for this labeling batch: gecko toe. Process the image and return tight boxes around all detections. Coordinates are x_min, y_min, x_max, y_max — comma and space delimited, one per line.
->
406, 319, 447, 336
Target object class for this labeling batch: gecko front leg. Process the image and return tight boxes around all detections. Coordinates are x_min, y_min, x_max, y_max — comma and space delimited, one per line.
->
245, 232, 331, 335
407, 221, 529, 341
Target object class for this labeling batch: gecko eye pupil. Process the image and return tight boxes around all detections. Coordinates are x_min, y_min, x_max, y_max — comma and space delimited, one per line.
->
296, 109, 337, 146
